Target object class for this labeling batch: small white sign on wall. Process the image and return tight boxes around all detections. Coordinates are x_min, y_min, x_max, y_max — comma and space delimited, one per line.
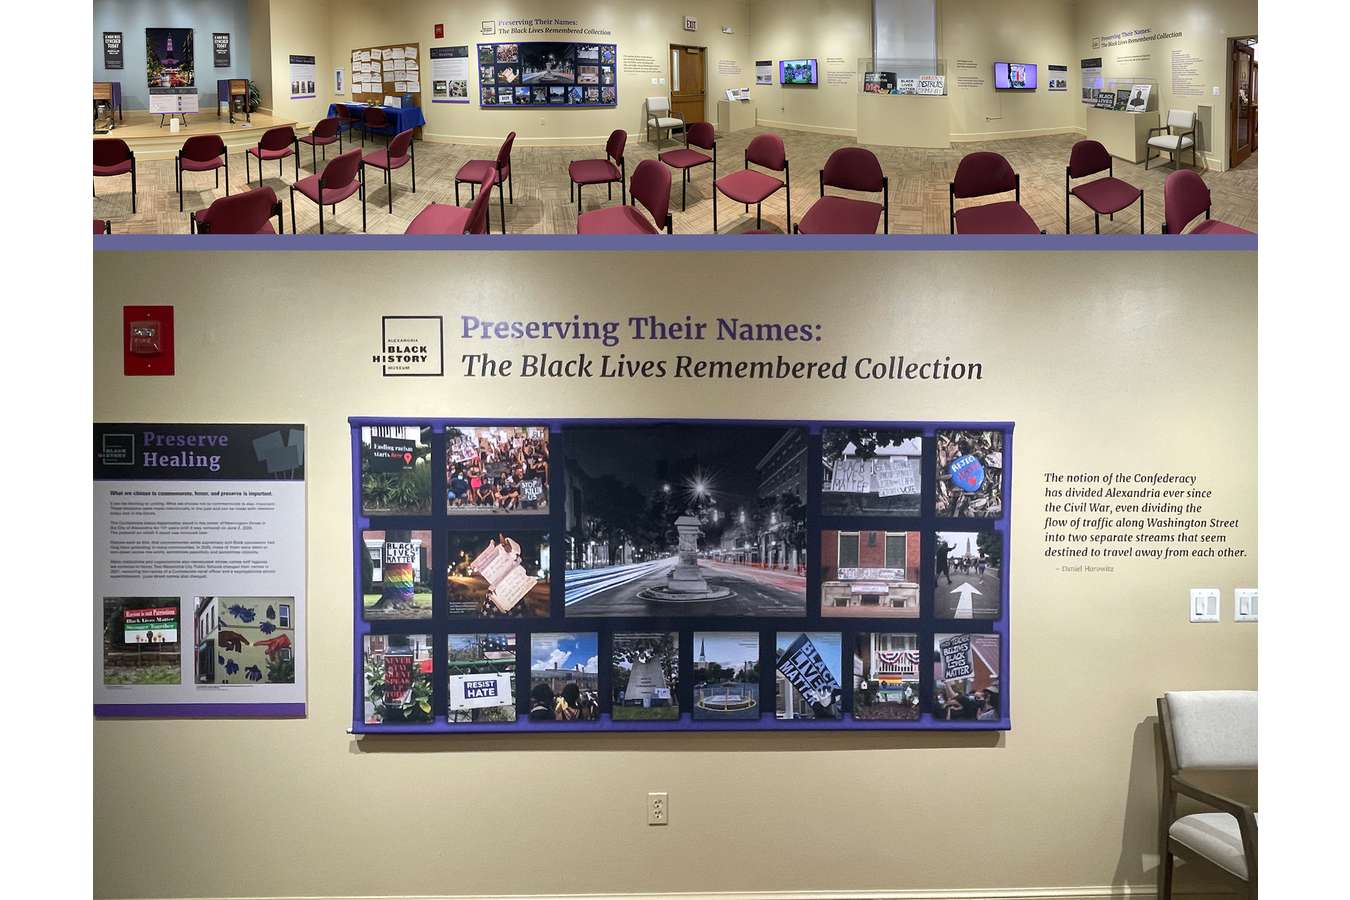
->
684, 16, 697, 32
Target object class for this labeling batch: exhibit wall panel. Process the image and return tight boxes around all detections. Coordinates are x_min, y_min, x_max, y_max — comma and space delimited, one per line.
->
92, 0, 252, 112
1074, 0, 1257, 171
749, 0, 872, 135
319, 0, 752, 145
940, 0, 1082, 141
93, 250, 1255, 900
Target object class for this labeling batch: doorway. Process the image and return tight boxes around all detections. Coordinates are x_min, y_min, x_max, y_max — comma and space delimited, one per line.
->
669, 44, 707, 129
1229, 38, 1257, 168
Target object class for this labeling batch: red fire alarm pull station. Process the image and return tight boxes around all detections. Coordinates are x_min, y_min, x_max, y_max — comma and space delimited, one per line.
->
435, 23, 444, 39
123, 305, 174, 376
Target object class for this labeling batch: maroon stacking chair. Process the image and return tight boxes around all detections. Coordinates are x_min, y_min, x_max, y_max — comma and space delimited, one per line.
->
658, 121, 716, 212
713, 132, 789, 233
948, 151, 1041, 235
190, 186, 284, 234
176, 134, 228, 212
797, 147, 889, 235
94, 219, 111, 234
362, 106, 391, 146
454, 131, 515, 234
1066, 139, 1144, 234
362, 128, 416, 214
569, 130, 627, 215
1162, 170, 1253, 235
577, 159, 672, 235
246, 125, 298, 184
405, 169, 496, 235
291, 147, 364, 234
335, 104, 360, 144
93, 138, 136, 213
298, 117, 341, 171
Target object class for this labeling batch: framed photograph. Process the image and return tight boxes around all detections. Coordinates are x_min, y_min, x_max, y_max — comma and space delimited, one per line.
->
820, 529, 919, 617
775, 632, 842, 720
446, 634, 517, 723
935, 430, 1004, 518
528, 633, 600, 720
933, 633, 1001, 720
361, 530, 434, 620
611, 632, 679, 720
363, 633, 434, 724
360, 425, 432, 516
821, 427, 922, 516
692, 632, 760, 719
103, 597, 180, 685
934, 530, 1002, 619
446, 530, 551, 617
563, 423, 807, 618
478, 41, 617, 107
853, 633, 920, 720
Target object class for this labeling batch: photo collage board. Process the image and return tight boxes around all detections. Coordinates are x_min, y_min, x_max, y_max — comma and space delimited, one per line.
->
477, 41, 618, 108
349, 418, 1011, 733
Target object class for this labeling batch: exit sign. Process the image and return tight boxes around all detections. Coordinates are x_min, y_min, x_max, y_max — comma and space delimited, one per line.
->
684, 16, 697, 31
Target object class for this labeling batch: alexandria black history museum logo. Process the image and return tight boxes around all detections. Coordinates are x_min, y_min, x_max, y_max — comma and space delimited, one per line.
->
372, 316, 444, 377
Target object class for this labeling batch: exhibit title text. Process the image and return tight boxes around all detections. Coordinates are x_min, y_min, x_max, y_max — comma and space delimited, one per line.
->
139, 429, 228, 472
457, 314, 982, 381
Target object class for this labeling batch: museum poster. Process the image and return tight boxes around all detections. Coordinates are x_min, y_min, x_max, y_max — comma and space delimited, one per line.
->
103, 32, 123, 70
430, 45, 470, 103
352, 418, 1010, 733
290, 54, 317, 99
1080, 57, 1103, 104
94, 424, 308, 717
213, 32, 230, 68
146, 28, 198, 113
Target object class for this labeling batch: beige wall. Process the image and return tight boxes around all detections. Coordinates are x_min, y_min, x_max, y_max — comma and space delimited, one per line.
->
942, 0, 1081, 141
247, 0, 272, 111
264, 0, 332, 124
93, 250, 1255, 900
749, 0, 872, 135
1073, 0, 1258, 171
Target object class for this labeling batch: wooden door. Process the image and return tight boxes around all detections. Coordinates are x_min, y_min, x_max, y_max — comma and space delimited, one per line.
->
670, 44, 706, 126
1230, 42, 1256, 168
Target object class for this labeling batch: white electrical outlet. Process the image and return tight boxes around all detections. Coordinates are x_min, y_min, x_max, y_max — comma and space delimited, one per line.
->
647, 791, 669, 825
1234, 588, 1258, 622
1190, 588, 1220, 623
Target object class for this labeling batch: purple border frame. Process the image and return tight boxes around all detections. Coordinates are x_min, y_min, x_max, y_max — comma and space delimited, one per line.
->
349, 416, 1012, 735
94, 234, 1255, 251
95, 702, 306, 718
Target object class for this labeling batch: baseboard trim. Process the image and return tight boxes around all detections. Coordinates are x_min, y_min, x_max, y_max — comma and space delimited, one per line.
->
951, 125, 1086, 143
121, 886, 1220, 900
755, 117, 857, 138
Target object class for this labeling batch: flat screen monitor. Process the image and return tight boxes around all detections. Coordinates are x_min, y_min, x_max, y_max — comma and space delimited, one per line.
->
993, 62, 1037, 90
780, 58, 818, 85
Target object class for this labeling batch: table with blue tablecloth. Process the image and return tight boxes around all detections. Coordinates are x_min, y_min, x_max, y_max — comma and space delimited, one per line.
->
327, 102, 426, 139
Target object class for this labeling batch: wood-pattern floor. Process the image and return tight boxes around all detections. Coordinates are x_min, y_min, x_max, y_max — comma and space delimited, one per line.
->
93, 126, 1258, 236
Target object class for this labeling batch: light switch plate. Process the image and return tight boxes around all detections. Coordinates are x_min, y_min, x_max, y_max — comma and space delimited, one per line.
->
1234, 588, 1258, 622
1190, 588, 1220, 623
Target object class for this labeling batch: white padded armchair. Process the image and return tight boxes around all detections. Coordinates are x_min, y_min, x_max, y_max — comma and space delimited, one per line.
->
1157, 691, 1257, 900
1146, 110, 1197, 170
645, 96, 685, 149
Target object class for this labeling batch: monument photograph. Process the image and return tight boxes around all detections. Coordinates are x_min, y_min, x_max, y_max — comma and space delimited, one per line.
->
933, 531, 1002, 619
563, 423, 807, 618
692, 632, 761, 720
611, 632, 679, 720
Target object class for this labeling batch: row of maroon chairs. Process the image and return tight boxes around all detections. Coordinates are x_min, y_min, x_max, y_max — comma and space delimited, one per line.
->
97, 128, 1249, 237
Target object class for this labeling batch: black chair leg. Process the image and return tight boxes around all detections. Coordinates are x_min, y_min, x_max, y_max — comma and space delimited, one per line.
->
319, 197, 324, 235
498, 182, 505, 234
388, 168, 393, 214
131, 165, 137, 213
509, 174, 513, 205
290, 188, 296, 233
361, 169, 367, 233
225, 156, 230, 197
1094, 212, 1100, 234
757, 203, 762, 228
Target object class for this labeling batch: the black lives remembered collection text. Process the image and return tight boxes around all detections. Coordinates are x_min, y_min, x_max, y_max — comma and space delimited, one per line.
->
455, 314, 984, 382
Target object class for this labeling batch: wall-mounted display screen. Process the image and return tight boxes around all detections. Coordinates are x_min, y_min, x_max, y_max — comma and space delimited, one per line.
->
349, 418, 1013, 734
780, 58, 818, 85
993, 61, 1037, 90
477, 41, 617, 108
